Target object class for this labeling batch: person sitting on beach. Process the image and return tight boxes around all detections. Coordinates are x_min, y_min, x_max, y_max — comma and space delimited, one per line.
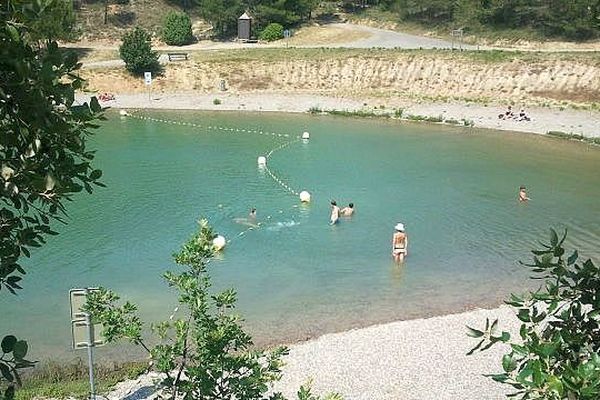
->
340, 203, 354, 217
518, 108, 530, 121
98, 92, 115, 102
330, 200, 340, 225
499, 105, 515, 120
518, 186, 531, 202
392, 223, 408, 263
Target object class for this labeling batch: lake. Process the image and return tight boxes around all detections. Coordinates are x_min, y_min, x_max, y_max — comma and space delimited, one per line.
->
3, 110, 599, 360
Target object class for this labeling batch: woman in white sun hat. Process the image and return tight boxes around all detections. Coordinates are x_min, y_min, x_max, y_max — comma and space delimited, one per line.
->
392, 222, 408, 263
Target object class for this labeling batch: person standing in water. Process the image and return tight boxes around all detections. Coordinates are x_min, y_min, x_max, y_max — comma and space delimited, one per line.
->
340, 203, 355, 216
249, 207, 257, 219
330, 200, 340, 225
392, 223, 408, 263
518, 186, 531, 202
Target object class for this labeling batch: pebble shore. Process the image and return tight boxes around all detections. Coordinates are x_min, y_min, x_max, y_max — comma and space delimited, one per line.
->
106, 305, 520, 400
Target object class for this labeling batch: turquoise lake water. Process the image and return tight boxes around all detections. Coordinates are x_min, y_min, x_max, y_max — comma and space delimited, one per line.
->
2, 110, 599, 360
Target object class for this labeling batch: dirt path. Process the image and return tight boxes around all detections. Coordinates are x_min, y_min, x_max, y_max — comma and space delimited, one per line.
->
74, 22, 472, 59
323, 23, 474, 49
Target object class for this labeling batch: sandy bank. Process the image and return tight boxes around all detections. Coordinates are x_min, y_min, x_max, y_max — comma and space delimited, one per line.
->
78, 92, 600, 138
106, 305, 519, 400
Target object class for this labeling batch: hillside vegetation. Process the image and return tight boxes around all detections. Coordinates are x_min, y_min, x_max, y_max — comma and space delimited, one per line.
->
352, 0, 600, 41
69, 0, 600, 43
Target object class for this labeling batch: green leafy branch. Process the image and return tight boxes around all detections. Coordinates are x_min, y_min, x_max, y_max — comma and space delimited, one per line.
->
467, 229, 600, 399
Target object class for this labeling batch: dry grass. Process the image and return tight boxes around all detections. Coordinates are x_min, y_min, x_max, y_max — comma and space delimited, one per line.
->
79, 48, 600, 110
73, 48, 120, 63
275, 24, 372, 46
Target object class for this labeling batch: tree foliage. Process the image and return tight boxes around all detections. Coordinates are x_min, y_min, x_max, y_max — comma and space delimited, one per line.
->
377, 0, 600, 41
24, 0, 77, 42
195, 0, 244, 37
467, 229, 600, 399
85, 219, 342, 400
161, 11, 193, 46
259, 22, 284, 41
1, 0, 104, 398
195, 0, 317, 38
119, 26, 159, 75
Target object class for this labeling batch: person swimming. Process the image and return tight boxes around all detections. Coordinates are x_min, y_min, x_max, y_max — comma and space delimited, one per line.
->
518, 186, 530, 202
392, 223, 408, 263
234, 207, 259, 228
340, 202, 354, 216
330, 200, 340, 225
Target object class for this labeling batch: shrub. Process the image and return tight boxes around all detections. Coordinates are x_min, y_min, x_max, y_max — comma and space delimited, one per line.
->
213, 98, 221, 105
161, 11, 193, 46
85, 219, 341, 400
259, 22, 284, 42
119, 27, 159, 75
467, 229, 600, 399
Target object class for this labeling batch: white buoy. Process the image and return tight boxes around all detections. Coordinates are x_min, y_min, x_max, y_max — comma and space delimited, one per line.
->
257, 156, 267, 166
299, 190, 311, 203
212, 235, 226, 251
119, 110, 128, 117
301, 131, 310, 140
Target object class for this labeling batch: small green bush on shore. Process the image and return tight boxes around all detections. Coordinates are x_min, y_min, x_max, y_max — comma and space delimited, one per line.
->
547, 131, 600, 145
161, 12, 193, 46
260, 23, 284, 42
120, 27, 160, 75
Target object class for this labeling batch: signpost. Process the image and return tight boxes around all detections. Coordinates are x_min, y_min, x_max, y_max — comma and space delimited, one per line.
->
451, 28, 464, 51
70, 288, 105, 400
144, 71, 152, 101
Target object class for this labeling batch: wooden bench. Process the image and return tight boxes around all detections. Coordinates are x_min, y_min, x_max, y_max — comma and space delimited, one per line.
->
167, 52, 188, 62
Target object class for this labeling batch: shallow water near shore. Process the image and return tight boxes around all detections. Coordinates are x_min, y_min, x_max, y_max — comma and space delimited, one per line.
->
3, 110, 599, 360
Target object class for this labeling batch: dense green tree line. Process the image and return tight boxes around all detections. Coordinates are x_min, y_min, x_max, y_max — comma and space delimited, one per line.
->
195, 0, 318, 36
377, 0, 600, 40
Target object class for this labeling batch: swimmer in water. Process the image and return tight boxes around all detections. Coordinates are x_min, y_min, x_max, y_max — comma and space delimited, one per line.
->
518, 186, 530, 202
330, 200, 340, 225
234, 207, 259, 228
392, 223, 408, 263
340, 202, 354, 217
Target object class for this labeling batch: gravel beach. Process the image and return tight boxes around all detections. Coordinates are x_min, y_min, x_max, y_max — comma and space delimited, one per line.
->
77, 92, 600, 138
105, 306, 521, 400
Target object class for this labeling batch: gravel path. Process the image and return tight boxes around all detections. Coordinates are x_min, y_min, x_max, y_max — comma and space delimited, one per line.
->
327, 23, 474, 50
105, 306, 520, 400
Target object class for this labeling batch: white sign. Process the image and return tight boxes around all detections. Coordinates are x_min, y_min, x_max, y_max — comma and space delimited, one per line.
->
144, 71, 152, 85
69, 288, 105, 349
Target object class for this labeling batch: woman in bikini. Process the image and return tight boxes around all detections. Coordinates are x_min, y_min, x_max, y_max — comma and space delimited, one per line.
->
392, 223, 408, 263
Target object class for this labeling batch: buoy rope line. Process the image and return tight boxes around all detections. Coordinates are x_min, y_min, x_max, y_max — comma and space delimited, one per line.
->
120, 109, 312, 250
263, 138, 303, 197
125, 109, 307, 199
227, 222, 262, 244
127, 110, 297, 140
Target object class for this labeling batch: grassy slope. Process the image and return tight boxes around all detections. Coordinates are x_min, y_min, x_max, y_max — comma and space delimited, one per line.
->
15, 360, 147, 400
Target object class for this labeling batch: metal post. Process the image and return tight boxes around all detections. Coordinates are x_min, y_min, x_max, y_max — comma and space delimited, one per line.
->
85, 290, 96, 400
